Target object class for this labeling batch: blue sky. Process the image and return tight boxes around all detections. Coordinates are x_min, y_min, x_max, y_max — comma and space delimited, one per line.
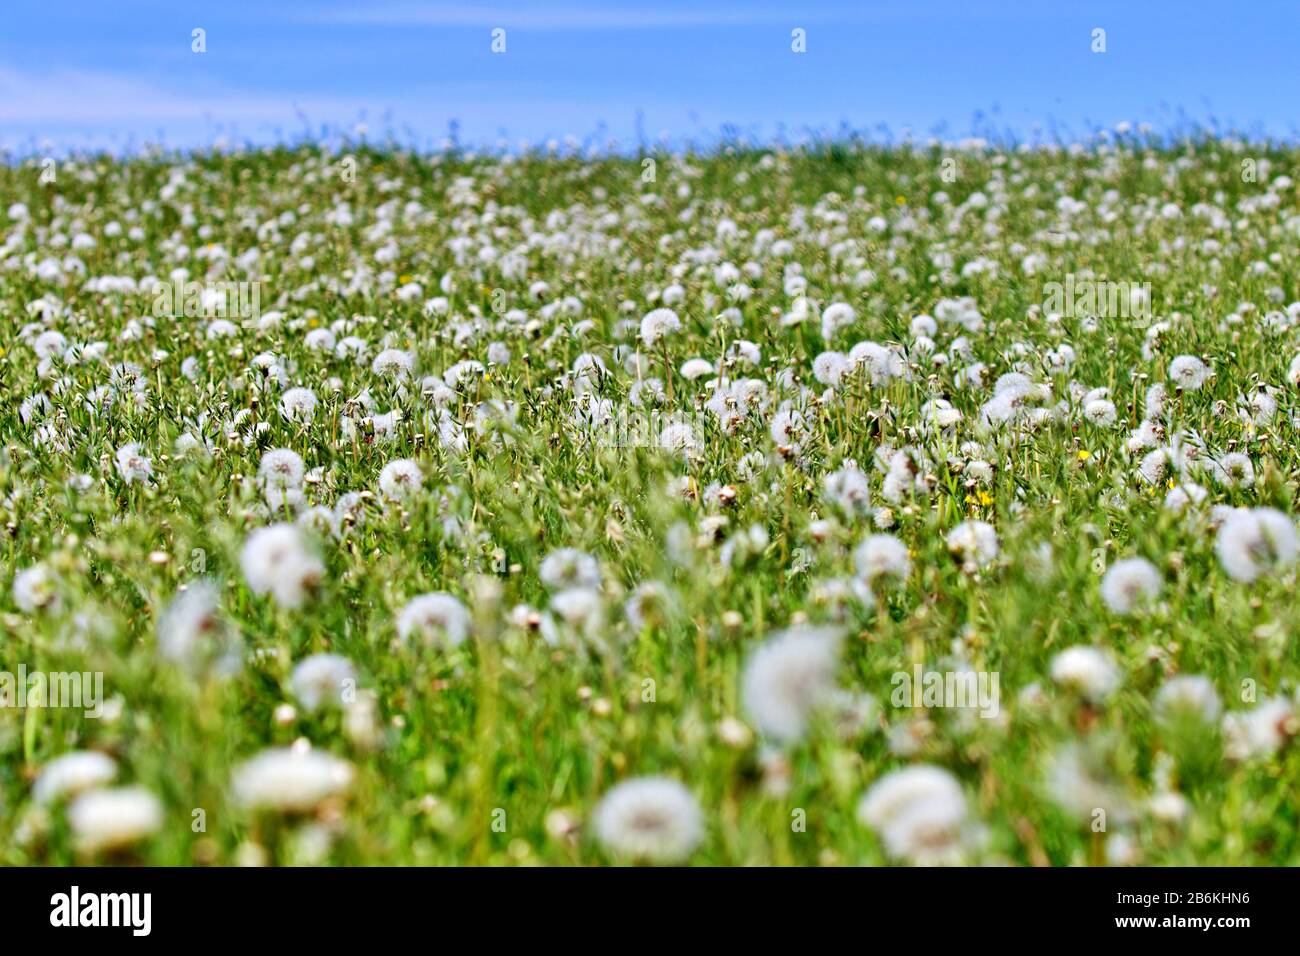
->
3, 1, 1298, 153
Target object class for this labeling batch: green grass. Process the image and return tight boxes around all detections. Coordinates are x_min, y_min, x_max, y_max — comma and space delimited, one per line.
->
2, 137, 1299, 865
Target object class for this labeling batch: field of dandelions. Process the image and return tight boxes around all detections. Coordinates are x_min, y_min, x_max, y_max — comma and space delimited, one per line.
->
3, 136, 1300, 867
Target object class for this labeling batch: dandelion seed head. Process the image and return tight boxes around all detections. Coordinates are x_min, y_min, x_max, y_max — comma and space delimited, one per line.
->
592, 776, 703, 863
68, 786, 163, 853
396, 593, 471, 648
1100, 557, 1162, 614
741, 626, 841, 743
639, 308, 682, 347
232, 747, 355, 813
1049, 645, 1120, 702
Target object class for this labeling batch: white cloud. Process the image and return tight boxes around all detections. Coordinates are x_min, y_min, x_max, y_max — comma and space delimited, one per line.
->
0, 65, 694, 149
0, 67, 365, 124
312, 3, 839, 30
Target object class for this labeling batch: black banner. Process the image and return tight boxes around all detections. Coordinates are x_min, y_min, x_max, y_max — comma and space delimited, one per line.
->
0, 866, 1281, 941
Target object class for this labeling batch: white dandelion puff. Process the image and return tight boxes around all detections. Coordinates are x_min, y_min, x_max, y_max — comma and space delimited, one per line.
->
741, 626, 841, 743
592, 776, 703, 864
945, 520, 999, 568
679, 357, 714, 381
1049, 645, 1120, 702
639, 308, 682, 347
279, 387, 318, 423
1083, 398, 1117, 426
1210, 452, 1255, 489
623, 580, 676, 632
539, 548, 601, 590
157, 581, 242, 677
1138, 447, 1172, 485
239, 523, 324, 608
812, 350, 850, 387
232, 748, 355, 813
114, 442, 153, 484
258, 448, 305, 490
1100, 558, 1162, 614
857, 765, 971, 865
823, 465, 871, 516
290, 653, 358, 710
1222, 698, 1296, 761
13, 564, 61, 614
1044, 742, 1132, 824
378, 458, 423, 502
68, 786, 163, 853
854, 534, 911, 585
1154, 675, 1222, 725
33, 751, 118, 805
658, 421, 702, 459
1168, 354, 1209, 391
395, 592, 471, 648
371, 348, 415, 379
1215, 507, 1299, 582
820, 301, 857, 341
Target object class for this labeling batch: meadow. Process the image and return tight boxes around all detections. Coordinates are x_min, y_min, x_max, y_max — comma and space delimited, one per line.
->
2, 134, 1299, 865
